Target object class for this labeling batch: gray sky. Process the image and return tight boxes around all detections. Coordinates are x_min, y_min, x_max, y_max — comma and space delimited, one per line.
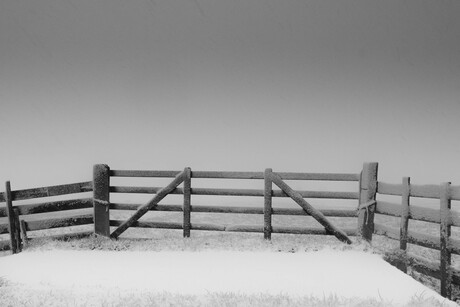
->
1, 0, 460, 190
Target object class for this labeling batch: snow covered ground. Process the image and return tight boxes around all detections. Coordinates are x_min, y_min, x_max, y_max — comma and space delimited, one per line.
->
0, 249, 456, 306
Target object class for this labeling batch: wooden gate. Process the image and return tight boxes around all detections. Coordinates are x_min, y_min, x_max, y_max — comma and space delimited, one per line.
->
92, 164, 378, 243
265, 169, 351, 244
109, 168, 190, 239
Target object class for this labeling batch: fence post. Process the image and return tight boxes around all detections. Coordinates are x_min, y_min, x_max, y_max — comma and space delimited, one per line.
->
5, 181, 21, 254
398, 177, 410, 272
93, 164, 110, 237
264, 168, 273, 240
20, 220, 29, 248
440, 182, 452, 299
183, 167, 191, 238
358, 162, 378, 242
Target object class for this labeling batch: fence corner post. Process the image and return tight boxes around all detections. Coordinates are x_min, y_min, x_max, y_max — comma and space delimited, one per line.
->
358, 162, 378, 242
264, 168, 273, 240
183, 167, 191, 238
5, 181, 21, 254
440, 181, 452, 299
93, 164, 110, 237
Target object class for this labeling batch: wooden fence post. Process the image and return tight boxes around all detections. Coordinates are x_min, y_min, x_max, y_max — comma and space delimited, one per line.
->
440, 182, 452, 299
358, 162, 378, 242
5, 181, 21, 254
93, 164, 110, 237
183, 167, 191, 238
20, 220, 29, 248
264, 168, 273, 240
398, 177, 410, 272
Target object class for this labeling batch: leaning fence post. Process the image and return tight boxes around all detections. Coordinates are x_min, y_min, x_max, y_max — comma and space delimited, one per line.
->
264, 168, 273, 240
440, 182, 452, 299
183, 167, 191, 238
398, 177, 410, 272
93, 164, 110, 237
5, 181, 21, 254
358, 162, 378, 242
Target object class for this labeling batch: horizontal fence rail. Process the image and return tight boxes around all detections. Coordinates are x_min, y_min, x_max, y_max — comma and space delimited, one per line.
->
375, 200, 460, 227
110, 169, 361, 181
109, 203, 358, 217
0, 181, 93, 202
0, 198, 93, 218
109, 186, 359, 199
109, 219, 358, 236
377, 181, 460, 200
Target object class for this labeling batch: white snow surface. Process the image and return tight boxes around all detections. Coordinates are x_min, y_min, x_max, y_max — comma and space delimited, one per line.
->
0, 249, 455, 305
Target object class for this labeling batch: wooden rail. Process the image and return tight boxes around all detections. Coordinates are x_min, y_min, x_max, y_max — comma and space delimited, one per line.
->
0, 181, 92, 202
0, 198, 93, 217
109, 186, 359, 199
377, 181, 460, 201
374, 179, 460, 299
109, 203, 357, 217
109, 169, 360, 181
1, 180, 95, 254
109, 219, 357, 236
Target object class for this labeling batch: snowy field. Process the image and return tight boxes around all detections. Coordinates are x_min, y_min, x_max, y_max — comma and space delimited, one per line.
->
0, 249, 457, 307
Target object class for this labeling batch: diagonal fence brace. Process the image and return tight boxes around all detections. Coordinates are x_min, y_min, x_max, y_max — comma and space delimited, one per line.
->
110, 170, 186, 239
270, 172, 352, 244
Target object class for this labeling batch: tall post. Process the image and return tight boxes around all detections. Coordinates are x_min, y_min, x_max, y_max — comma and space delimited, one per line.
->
183, 167, 192, 238
440, 182, 452, 299
5, 181, 21, 254
264, 168, 273, 240
398, 177, 410, 272
358, 162, 378, 242
93, 164, 110, 237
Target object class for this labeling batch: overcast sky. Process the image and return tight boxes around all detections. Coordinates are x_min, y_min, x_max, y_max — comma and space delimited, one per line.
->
1, 0, 459, 190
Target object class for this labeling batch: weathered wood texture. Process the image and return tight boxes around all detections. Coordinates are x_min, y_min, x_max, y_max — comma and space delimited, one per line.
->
400, 177, 410, 253
93, 164, 110, 237
5, 181, 21, 254
270, 172, 352, 244
12, 208, 22, 253
264, 168, 272, 240
183, 168, 191, 238
21, 214, 93, 231
0, 198, 93, 217
109, 169, 360, 181
450, 185, 460, 201
374, 223, 460, 256
109, 186, 359, 199
358, 162, 378, 241
407, 253, 441, 280
109, 202, 357, 217
0, 182, 92, 202
377, 181, 460, 200
109, 219, 358, 236
375, 200, 460, 226
20, 219, 28, 247
110, 170, 185, 239
376, 182, 402, 196
110, 170, 180, 177
440, 182, 452, 299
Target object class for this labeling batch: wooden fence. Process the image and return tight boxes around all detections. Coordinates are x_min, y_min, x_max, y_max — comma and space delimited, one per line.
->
2, 162, 459, 299
92, 164, 367, 242
371, 178, 460, 299
0, 181, 94, 252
